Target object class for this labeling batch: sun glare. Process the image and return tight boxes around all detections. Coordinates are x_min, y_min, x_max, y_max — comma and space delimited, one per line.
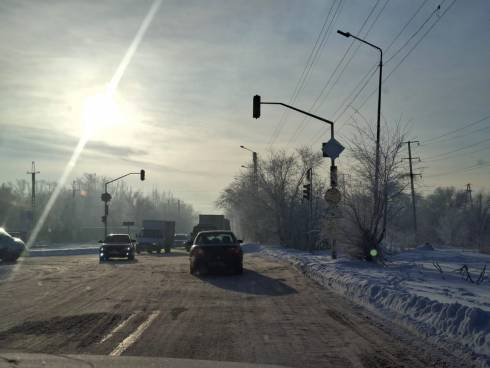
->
82, 91, 122, 137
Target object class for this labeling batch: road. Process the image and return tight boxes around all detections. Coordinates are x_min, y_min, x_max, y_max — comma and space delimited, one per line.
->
0, 248, 470, 368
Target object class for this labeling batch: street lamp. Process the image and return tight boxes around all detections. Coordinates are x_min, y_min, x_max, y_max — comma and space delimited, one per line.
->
337, 29, 383, 213
102, 169, 145, 239
240, 145, 258, 189
240, 145, 259, 243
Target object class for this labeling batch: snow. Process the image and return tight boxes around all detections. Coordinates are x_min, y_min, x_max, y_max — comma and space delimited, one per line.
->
243, 244, 490, 367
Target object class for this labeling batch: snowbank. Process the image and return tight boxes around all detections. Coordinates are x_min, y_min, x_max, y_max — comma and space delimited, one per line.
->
249, 244, 490, 366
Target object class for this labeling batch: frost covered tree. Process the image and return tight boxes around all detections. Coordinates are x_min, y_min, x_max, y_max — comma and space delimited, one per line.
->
340, 120, 407, 261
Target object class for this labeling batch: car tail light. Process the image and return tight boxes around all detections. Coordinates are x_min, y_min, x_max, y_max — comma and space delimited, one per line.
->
229, 246, 241, 255
194, 247, 205, 256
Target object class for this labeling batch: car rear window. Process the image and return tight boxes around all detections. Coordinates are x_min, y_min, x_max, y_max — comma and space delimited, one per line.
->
196, 232, 236, 245
105, 235, 130, 243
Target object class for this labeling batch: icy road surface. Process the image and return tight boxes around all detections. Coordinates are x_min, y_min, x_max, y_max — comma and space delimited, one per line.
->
0, 249, 473, 367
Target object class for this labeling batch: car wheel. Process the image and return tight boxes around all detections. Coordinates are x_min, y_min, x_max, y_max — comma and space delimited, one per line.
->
128, 254, 135, 261
1, 253, 20, 263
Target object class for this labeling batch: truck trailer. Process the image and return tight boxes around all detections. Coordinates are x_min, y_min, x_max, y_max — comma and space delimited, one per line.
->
186, 214, 231, 251
136, 220, 175, 254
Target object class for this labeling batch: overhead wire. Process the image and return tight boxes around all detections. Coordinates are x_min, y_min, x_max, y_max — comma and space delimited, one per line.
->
424, 162, 490, 178
286, 0, 383, 145
423, 144, 490, 162
421, 114, 490, 145
328, 0, 431, 128
308, 1, 443, 146
334, 1, 446, 132
423, 136, 490, 160
267, 0, 342, 146
353, 0, 456, 113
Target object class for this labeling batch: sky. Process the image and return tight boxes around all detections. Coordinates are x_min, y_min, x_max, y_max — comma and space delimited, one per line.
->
0, 0, 489, 214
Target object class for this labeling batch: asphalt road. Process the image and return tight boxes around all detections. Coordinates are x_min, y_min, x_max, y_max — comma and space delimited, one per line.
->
0, 249, 472, 368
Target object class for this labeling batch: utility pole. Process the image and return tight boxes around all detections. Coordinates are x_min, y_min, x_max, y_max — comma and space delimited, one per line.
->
252, 151, 258, 192
302, 168, 313, 251
26, 161, 40, 229
72, 180, 81, 198
403, 141, 421, 243
465, 183, 473, 208
240, 145, 259, 242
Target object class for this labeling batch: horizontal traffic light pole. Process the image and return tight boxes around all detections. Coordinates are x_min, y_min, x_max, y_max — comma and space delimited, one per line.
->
105, 170, 145, 185
253, 95, 334, 138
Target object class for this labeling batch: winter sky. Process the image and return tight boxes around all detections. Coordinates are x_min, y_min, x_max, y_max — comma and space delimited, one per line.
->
0, 0, 489, 213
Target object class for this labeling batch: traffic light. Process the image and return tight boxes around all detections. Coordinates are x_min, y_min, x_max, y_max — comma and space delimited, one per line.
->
330, 165, 337, 188
140, 169, 145, 181
101, 215, 107, 224
303, 184, 311, 201
253, 95, 261, 119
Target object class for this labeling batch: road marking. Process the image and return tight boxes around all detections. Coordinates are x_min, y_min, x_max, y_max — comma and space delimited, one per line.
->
110, 311, 160, 356
99, 312, 138, 344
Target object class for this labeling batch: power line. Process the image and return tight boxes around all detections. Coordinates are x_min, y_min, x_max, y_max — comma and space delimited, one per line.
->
268, 0, 343, 146
423, 136, 490, 160
287, 0, 383, 145
423, 144, 490, 162
384, 2, 441, 64
385, 0, 431, 55
333, 0, 431, 125
310, 1, 443, 145
424, 125, 490, 146
421, 114, 490, 144
354, 0, 456, 112
424, 162, 490, 178
315, 0, 389, 118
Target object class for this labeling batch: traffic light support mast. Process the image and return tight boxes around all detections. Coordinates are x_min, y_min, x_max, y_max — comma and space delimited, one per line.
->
102, 170, 145, 239
254, 95, 340, 258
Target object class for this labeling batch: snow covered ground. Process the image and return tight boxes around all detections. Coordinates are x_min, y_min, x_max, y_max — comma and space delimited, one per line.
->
245, 244, 490, 367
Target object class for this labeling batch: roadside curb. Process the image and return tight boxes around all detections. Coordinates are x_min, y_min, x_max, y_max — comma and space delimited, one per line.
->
27, 247, 99, 257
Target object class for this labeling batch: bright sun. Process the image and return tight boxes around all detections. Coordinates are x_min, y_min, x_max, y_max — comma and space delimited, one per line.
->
82, 91, 122, 137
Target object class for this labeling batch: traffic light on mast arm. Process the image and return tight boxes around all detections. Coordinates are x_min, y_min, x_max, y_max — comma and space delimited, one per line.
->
303, 184, 311, 201
253, 95, 261, 119
140, 169, 145, 181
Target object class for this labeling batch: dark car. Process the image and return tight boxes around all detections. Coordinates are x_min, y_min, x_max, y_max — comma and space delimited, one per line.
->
0, 228, 25, 262
99, 234, 135, 262
173, 233, 190, 247
189, 230, 243, 275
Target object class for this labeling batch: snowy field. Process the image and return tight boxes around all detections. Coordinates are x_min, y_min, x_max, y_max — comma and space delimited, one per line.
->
244, 244, 490, 367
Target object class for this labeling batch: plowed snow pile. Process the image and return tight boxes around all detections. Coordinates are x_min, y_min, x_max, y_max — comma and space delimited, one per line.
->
248, 245, 490, 366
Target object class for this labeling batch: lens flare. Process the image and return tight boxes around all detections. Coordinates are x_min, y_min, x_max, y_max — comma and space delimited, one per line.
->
20, 0, 163, 258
